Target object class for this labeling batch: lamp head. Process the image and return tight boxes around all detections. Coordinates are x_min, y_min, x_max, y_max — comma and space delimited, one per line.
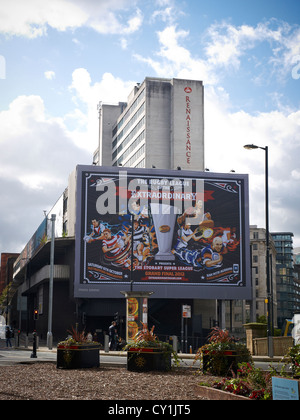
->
244, 144, 259, 150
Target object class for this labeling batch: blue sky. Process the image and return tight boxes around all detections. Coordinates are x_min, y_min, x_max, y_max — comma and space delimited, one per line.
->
0, 0, 300, 254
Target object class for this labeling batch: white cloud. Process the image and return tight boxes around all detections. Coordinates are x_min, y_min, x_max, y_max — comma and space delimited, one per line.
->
204, 19, 300, 80
123, 8, 143, 34
0, 95, 89, 184
44, 70, 55, 80
69, 69, 136, 109
0, 69, 138, 253
0, 0, 142, 38
68, 69, 136, 152
0, 94, 91, 252
204, 87, 300, 239
134, 25, 217, 84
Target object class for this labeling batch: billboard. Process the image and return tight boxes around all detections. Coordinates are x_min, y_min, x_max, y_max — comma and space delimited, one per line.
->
14, 218, 47, 275
74, 166, 251, 300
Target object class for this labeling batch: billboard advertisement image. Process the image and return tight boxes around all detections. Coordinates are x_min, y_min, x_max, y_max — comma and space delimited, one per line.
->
74, 166, 251, 300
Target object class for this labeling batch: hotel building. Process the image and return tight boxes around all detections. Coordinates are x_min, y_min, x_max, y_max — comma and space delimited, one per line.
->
93, 77, 205, 171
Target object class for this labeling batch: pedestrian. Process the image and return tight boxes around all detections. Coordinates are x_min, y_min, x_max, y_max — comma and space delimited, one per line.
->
5, 326, 12, 348
108, 321, 117, 351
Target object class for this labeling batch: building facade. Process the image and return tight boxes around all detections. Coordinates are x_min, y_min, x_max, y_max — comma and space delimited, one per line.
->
249, 226, 277, 327
0, 253, 19, 326
293, 248, 300, 315
94, 77, 205, 171
272, 232, 295, 328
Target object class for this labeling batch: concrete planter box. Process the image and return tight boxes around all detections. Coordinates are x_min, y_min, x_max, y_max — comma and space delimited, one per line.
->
194, 385, 251, 401
244, 323, 267, 355
253, 337, 294, 357
57, 344, 100, 369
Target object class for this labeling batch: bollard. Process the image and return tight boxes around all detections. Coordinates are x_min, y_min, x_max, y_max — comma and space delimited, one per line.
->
171, 335, 178, 353
104, 334, 109, 353
30, 331, 37, 359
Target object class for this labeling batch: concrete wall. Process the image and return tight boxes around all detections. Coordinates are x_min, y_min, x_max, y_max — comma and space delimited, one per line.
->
145, 79, 172, 169
171, 79, 204, 171
253, 336, 294, 357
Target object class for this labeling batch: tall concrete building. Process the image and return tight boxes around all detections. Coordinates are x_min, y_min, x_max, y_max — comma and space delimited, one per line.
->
249, 226, 277, 326
272, 232, 295, 328
93, 77, 205, 171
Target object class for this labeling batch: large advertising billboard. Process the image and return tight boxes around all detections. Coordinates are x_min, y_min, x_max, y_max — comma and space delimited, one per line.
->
74, 166, 251, 300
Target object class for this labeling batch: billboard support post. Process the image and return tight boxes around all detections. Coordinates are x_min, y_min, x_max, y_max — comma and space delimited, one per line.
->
182, 305, 191, 353
130, 213, 134, 292
120, 291, 154, 344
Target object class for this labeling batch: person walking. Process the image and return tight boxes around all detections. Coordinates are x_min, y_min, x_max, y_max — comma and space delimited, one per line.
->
108, 321, 118, 351
5, 326, 12, 348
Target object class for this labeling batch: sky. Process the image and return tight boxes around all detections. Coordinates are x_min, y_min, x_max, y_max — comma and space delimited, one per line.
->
0, 0, 300, 255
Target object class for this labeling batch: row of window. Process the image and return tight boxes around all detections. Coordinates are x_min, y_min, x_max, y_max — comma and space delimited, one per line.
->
117, 131, 145, 166
272, 234, 293, 241
112, 88, 145, 136
112, 102, 145, 150
122, 144, 145, 168
135, 158, 145, 168
112, 116, 145, 162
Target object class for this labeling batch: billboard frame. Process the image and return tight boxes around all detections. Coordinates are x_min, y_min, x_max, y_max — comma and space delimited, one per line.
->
74, 165, 251, 300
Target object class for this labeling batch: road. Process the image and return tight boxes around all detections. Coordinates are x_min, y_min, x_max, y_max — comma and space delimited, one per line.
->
0, 346, 287, 372
0, 348, 127, 367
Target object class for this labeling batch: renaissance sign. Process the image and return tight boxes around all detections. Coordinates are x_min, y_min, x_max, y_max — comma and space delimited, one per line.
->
185, 89, 192, 165
74, 166, 251, 300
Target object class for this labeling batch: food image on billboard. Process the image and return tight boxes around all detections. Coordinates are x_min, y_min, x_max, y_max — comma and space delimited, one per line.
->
75, 166, 250, 299
127, 298, 139, 340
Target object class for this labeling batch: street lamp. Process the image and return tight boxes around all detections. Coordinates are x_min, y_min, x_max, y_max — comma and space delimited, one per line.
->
244, 144, 273, 357
47, 214, 56, 350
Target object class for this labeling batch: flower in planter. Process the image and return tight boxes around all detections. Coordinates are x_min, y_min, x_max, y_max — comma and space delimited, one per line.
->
58, 326, 99, 348
194, 327, 252, 376
281, 344, 300, 378
210, 362, 272, 400
57, 326, 100, 369
123, 323, 180, 369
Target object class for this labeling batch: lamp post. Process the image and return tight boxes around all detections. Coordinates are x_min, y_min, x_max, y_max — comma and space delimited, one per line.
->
244, 144, 273, 357
130, 213, 134, 292
47, 214, 56, 350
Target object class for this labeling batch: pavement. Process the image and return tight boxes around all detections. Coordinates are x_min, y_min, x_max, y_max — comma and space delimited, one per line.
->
0, 337, 198, 367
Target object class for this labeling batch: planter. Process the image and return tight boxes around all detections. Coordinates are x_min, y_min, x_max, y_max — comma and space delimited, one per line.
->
202, 350, 242, 376
127, 347, 172, 372
194, 385, 251, 401
57, 343, 100, 369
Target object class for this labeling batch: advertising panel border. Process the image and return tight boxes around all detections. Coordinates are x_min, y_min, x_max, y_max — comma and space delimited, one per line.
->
74, 165, 251, 300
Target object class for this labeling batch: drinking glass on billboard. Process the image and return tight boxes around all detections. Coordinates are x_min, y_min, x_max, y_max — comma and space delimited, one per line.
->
150, 203, 178, 261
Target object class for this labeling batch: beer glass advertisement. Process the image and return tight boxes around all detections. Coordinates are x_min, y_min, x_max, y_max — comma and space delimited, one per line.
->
74, 166, 251, 300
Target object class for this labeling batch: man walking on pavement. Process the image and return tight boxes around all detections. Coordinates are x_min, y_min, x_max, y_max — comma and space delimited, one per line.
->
5, 326, 12, 348
108, 321, 118, 351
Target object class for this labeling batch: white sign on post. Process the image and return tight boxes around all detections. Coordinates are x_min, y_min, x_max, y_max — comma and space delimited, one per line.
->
182, 305, 191, 318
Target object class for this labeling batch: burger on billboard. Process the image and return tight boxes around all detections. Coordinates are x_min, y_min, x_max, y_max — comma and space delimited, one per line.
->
74, 166, 251, 300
